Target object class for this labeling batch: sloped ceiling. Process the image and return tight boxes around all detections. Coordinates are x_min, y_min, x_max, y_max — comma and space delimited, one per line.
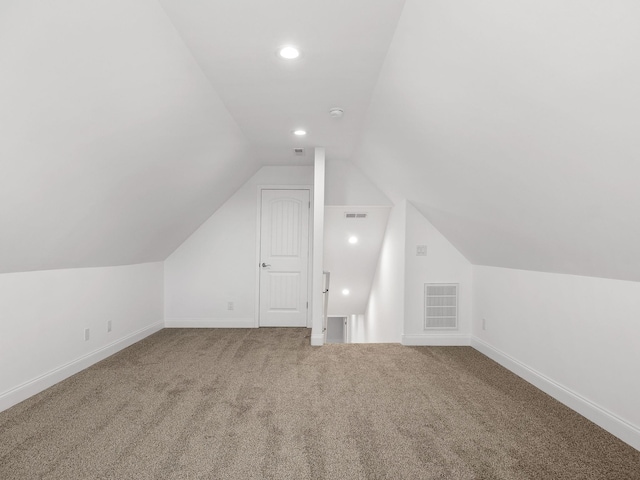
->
353, 0, 640, 281
156, 0, 406, 164
0, 0, 259, 273
4, 0, 639, 282
1, 0, 405, 274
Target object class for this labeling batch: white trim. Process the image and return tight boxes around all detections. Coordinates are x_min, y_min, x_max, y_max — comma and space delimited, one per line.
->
471, 336, 640, 451
254, 188, 262, 328
255, 185, 314, 329
0, 321, 163, 413
402, 334, 471, 346
164, 318, 255, 328
310, 333, 325, 346
312, 148, 326, 344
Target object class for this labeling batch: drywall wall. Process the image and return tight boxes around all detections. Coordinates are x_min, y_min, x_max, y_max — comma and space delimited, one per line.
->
325, 160, 391, 206
473, 265, 640, 450
311, 150, 326, 345
348, 314, 366, 344
326, 317, 346, 344
164, 166, 313, 327
362, 201, 406, 343
403, 202, 472, 345
358, 201, 472, 345
0, 262, 163, 412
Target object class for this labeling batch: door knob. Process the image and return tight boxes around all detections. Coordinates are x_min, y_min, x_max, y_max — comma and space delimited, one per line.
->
261, 263, 271, 268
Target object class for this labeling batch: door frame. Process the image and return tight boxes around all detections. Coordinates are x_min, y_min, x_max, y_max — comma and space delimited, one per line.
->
254, 185, 314, 328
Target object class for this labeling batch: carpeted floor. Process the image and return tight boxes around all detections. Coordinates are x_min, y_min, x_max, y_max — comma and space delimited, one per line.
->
1, 328, 639, 479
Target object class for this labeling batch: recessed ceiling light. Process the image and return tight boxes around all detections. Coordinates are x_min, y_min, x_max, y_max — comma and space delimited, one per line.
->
342, 289, 350, 296
279, 46, 300, 59
348, 236, 358, 244
293, 129, 307, 136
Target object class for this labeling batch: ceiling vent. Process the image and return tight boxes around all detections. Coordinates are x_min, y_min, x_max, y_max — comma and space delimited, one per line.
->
424, 283, 458, 330
329, 107, 344, 118
345, 212, 368, 219
293, 148, 305, 156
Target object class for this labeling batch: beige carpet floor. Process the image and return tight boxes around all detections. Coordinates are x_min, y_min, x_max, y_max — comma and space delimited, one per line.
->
1, 328, 639, 479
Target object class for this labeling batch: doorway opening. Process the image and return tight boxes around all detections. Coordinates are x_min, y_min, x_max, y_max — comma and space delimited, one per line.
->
326, 316, 348, 344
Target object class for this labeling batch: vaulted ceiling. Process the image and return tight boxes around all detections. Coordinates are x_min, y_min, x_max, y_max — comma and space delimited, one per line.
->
0, 0, 259, 273
352, 0, 640, 281
157, 0, 406, 164
2, 0, 639, 281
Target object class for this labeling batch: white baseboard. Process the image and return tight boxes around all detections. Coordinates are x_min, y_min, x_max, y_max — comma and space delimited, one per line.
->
310, 333, 324, 346
0, 321, 163, 413
164, 317, 255, 328
471, 337, 640, 452
402, 334, 471, 346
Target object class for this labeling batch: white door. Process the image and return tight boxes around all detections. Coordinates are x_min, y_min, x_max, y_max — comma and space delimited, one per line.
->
259, 189, 310, 327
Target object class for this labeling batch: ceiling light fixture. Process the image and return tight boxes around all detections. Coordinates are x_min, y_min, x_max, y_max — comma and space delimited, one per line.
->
293, 129, 307, 136
348, 236, 358, 244
342, 289, 350, 296
279, 46, 300, 59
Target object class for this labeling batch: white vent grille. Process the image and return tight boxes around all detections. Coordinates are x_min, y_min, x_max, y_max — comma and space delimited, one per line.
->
424, 283, 458, 330
293, 148, 305, 156
345, 212, 367, 219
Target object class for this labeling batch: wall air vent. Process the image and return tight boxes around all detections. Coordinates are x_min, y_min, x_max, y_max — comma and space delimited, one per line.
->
344, 213, 368, 219
424, 283, 458, 330
293, 148, 305, 156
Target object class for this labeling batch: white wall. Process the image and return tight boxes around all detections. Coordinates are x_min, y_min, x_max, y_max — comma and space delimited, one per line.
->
403, 202, 472, 345
326, 317, 345, 344
164, 166, 313, 327
360, 201, 473, 345
473, 265, 640, 450
0, 262, 163, 412
325, 160, 391, 206
361, 202, 406, 343
311, 150, 326, 345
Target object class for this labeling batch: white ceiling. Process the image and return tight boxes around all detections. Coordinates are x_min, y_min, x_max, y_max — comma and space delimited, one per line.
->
353, 0, 640, 281
157, 0, 406, 164
0, 0, 258, 273
3, 0, 640, 282
0, 0, 405, 273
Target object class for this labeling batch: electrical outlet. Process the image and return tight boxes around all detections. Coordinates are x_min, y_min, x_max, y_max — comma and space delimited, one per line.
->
227, 301, 234, 311
416, 245, 427, 256
107, 320, 112, 333
482, 318, 486, 331
84, 328, 90, 341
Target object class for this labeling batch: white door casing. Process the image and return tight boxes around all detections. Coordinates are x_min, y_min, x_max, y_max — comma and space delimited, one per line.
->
258, 189, 310, 327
